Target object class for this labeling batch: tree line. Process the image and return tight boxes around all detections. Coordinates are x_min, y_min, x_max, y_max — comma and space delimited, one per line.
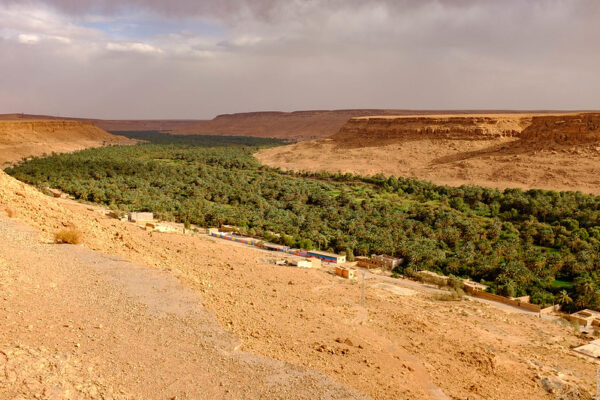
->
6, 133, 600, 311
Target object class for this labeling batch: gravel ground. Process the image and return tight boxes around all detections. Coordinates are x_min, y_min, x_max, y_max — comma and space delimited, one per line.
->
0, 215, 367, 400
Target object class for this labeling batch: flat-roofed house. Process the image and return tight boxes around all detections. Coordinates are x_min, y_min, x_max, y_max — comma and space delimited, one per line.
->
307, 250, 346, 264
128, 212, 154, 223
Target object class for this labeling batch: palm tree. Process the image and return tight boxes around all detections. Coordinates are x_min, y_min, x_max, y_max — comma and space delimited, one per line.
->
582, 281, 595, 295
556, 290, 572, 305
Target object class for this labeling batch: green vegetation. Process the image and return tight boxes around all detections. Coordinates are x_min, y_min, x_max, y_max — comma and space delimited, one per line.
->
112, 131, 290, 147
551, 280, 574, 289
5, 133, 600, 311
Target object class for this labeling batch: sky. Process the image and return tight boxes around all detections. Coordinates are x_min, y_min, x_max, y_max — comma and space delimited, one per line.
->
0, 0, 599, 119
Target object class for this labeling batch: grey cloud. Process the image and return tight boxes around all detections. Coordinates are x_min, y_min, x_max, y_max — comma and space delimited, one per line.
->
0, 0, 599, 118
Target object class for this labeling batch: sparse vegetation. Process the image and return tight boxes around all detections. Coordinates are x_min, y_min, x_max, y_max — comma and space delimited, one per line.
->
5, 134, 600, 311
5, 207, 16, 218
54, 228, 82, 245
434, 289, 465, 301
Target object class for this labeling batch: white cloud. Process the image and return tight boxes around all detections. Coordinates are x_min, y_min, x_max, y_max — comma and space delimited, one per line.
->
106, 41, 163, 54
17, 33, 39, 44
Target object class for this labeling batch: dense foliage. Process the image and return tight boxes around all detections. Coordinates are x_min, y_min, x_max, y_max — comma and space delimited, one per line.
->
6, 134, 600, 310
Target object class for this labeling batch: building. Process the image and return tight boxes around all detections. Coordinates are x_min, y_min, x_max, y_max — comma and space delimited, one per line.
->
128, 212, 154, 223
356, 257, 378, 269
290, 259, 313, 268
307, 250, 346, 264
263, 243, 289, 252
335, 266, 356, 279
567, 309, 600, 327
370, 254, 403, 270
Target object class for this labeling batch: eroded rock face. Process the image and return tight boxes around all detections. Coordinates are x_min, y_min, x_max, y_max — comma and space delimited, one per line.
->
330, 113, 600, 148
520, 113, 600, 144
331, 115, 528, 147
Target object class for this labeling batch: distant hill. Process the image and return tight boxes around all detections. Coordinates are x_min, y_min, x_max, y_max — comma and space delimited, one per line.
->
2, 110, 578, 141
0, 119, 135, 166
256, 112, 600, 194
170, 110, 575, 140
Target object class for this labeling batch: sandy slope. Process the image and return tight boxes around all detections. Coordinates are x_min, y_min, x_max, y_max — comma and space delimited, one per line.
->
0, 170, 595, 399
0, 215, 364, 399
0, 120, 136, 166
257, 113, 600, 194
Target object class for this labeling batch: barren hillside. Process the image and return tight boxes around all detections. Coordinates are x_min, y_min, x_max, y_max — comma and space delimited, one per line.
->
173, 110, 409, 140
0, 120, 135, 166
256, 112, 600, 194
172, 110, 566, 140
0, 167, 596, 399
3, 110, 570, 141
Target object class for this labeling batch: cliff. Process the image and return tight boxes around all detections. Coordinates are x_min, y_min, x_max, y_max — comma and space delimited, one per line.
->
173, 110, 542, 140
256, 112, 600, 194
0, 120, 135, 166
330, 115, 531, 147
331, 113, 600, 147
520, 113, 600, 143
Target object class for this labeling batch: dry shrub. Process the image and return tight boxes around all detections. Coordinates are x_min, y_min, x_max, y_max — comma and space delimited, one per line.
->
5, 207, 16, 218
54, 228, 82, 245
434, 288, 465, 301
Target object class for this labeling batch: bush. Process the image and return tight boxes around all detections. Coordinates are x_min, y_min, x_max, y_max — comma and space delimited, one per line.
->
447, 275, 464, 290
345, 247, 355, 262
54, 228, 82, 244
434, 288, 465, 301
5, 207, 16, 218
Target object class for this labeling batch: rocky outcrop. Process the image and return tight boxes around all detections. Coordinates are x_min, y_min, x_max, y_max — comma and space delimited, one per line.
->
330, 115, 529, 147
520, 113, 600, 144
330, 113, 600, 148
173, 110, 535, 140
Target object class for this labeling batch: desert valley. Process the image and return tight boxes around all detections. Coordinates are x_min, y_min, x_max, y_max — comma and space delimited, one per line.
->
2, 110, 600, 400
3, 1, 600, 399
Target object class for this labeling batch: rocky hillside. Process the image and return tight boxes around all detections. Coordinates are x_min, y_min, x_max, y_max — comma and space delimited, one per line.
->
0, 120, 135, 166
256, 112, 600, 194
0, 110, 570, 141
172, 110, 409, 140
520, 113, 600, 143
331, 112, 600, 146
330, 114, 530, 147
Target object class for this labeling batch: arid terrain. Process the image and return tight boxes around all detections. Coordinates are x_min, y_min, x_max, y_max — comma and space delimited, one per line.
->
1, 110, 572, 141
257, 112, 600, 194
0, 119, 135, 167
1, 144, 598, 398
170, 110, 512, 140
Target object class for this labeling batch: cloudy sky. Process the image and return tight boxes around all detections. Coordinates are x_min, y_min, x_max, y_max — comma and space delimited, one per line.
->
0, 0, 599, 119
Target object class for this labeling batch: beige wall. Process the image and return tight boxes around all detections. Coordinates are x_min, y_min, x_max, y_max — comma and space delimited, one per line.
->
464, 286, 541, 312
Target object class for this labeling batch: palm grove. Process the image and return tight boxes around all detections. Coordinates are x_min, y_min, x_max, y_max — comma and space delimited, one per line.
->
6, 132, 600, 311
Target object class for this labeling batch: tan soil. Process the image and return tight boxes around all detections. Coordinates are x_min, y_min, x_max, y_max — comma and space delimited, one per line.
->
256, 113, 600, 194
0, 120, 136, 166
0, 169, 596, 399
